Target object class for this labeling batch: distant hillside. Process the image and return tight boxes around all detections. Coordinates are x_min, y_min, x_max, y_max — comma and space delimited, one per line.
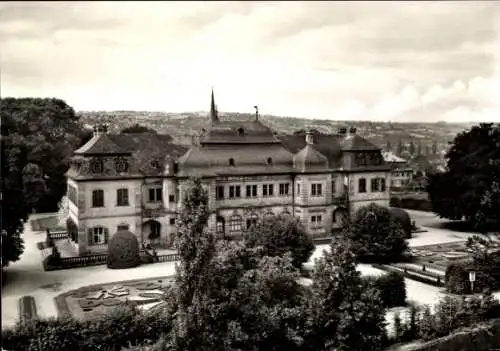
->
77, 110, 473, 156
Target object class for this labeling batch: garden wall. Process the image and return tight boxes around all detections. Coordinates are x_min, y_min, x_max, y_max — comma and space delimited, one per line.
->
389, 318, 500, 351
390, 196, 433, 212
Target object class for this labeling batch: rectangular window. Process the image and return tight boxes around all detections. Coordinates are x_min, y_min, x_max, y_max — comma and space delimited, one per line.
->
279, 183, 290, 196
229, 185, 241, 199
170, 218, 176, 225
216, 186, 225, 200
263, 184, 274, 197
92, 189, 104, 208
297, 184, 301, 195
311, 183, 323, 196
169, 194, 175, 202
331, 180, 336, 195
358, 178, 367, 193
148, 188, 162, 202
116, 188, 129, 206
246, 185, 257, 198
371, 178, 380, 192
117, 224, 129, 231
311, 215, 322, 224
380, 178, 386, 192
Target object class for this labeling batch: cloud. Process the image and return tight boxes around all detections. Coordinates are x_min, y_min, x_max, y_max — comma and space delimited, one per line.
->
1, 1, 500, 122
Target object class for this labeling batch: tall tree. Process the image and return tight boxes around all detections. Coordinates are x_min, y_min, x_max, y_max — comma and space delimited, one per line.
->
427, 123, 500, 228
408, 140, 416, 156
346, 204, 408, 263
385, 140, 392, 152
245, 215, 314, 269
397, 139, 404, 156
431, 141, 438, 155
1, 98, 86, 266
308, 239, 387, 350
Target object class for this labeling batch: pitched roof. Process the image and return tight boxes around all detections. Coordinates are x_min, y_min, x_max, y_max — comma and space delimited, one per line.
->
339, 134, 380, 151
294, 144, 329, 172
177, 143, 295, 176
74, 133, 185, 157
199, 119, 280, 144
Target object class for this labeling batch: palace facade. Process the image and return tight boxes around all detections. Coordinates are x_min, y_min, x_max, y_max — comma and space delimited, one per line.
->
65, 92, 392, 255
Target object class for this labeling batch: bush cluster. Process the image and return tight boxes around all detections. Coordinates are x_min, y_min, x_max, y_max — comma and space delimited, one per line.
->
1, 306, 172, 351
107, 230, 141, 269
390, 197, 433, 212
365, 271, 407, 308
445, 262, 499, 295
392, 292, 500, 344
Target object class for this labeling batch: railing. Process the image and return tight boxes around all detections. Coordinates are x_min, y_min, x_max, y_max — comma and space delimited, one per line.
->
42, 252, 181, 271
142, 206, 166, 218
49, 230, 69, 240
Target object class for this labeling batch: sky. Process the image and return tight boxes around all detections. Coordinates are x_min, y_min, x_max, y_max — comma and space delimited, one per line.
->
1, 1, 500, 122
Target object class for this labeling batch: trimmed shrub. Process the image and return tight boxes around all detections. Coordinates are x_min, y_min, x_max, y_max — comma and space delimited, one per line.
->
389, 207, 412, 238
1, 305, 173, 351
107, 230, 140, 269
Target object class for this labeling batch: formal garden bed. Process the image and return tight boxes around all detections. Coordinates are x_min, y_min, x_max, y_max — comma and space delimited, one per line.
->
54, 276, 175, 320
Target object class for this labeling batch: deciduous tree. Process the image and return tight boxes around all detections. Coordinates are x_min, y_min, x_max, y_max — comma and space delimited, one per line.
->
245, 215, 314, 268
347, 204, 408, 263
1, 97, 86, 266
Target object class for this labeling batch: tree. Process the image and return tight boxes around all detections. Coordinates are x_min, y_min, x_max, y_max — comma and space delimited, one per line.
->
426, 123, 500, 229
397, 139, 404, 156
347, 204, 408, 263
170, 179, 310, 350
1, 97, 86, 266
244, 215, 314, 269
408, 141, 416, 156
121, 123, 159, 135
431, 141, 438, 155
386, 140, 392, 152
171, 177, 215, 348
308, 239, 387, 350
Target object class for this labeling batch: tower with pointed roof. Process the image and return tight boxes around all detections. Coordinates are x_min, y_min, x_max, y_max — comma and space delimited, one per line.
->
210, 87, 218, 123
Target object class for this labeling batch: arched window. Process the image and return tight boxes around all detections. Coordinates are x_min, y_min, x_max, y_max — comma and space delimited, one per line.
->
229, 214, 242, 234
246, 213, 259, 229
267, 157, 273, 165
216, 216, 225, 234
87, 226, 109, 245
229, 158, 235, 166
237, 127, 244, 136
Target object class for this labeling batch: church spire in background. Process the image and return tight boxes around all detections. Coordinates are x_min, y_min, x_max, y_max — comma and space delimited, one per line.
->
210, 87, 219, 122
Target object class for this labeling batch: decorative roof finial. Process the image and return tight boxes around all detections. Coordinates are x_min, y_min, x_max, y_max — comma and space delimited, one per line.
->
254, 105, 259, 121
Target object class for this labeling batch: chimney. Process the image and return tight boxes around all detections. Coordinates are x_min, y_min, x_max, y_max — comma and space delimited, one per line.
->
306, 130, 314, 145
338, 127, 347, 135
349, 127, 357, 134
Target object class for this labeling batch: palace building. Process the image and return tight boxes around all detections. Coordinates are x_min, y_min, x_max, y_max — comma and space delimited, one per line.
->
65, 91, 392, 255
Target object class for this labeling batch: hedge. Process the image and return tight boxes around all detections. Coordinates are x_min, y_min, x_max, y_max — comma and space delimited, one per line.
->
1, 305, 172, 351
390, 197, 433, 212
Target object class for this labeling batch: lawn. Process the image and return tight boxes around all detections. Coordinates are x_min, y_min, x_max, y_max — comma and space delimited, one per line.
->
55, 276, 175, 320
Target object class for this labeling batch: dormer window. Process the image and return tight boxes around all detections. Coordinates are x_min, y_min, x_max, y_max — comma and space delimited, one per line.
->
267, 157, 273, 165
115, 158, 129, 173
229, 158, 235, 166
237, 127, 244, 136
151, 160, 160, 169
90, 159, 103, 174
